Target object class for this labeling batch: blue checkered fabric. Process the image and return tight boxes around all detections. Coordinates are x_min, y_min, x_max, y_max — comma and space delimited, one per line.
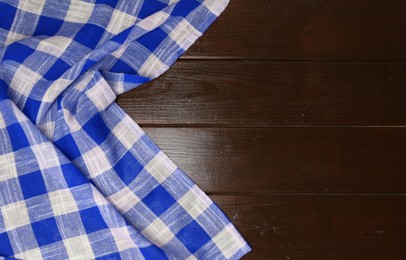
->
0, 0, 251, 259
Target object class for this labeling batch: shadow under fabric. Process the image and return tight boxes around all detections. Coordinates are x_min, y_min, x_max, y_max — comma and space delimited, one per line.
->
0, 0, 251, 259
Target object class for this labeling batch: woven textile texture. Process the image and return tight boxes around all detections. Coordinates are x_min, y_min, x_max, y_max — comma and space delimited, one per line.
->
0, 0, 251, 259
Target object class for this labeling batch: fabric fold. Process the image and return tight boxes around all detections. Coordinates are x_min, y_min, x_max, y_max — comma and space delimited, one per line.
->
0, 0, 251, 259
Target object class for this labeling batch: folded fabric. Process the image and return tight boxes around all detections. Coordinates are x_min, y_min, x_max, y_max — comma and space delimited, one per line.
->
0, 0, 251, 259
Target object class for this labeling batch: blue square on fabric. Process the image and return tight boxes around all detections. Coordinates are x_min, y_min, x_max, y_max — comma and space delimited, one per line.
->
95, 0, 117, 8
137, 0, 167, 19
74, 24, 105, 49
171, 0, 200, 17
0, 80, 9, 101
142, 185, 176, 216
19, 170, 47, 199
79, 206, 109, 234
3, 42, 35, 63
96, 252, 121, 260
82, 113, 110, 145
176, 220, 211, 254
34, 16, 64, 36
80, 59, 97, 75
54, 134, 82, 160
43, 59, 71, 81
110, 59, 136, 74
140, 245, 168, 260
113, 151, 143, 185
0, 2, 16, 30
137, 28, 167, 52
7, 123, 30, 151
61, 163, 89, 188
111, 26, 132, 44
0, 232, 13, 255
22, 97, 41, 122
31, 217, 62, 246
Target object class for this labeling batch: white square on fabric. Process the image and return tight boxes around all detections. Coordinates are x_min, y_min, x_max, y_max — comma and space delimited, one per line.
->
108, 187, 140, 213
37, 121, 56, 141
82, 147, 112, 178
110, 227, 137, 251
10, 65, 42, 99
63, 235, 94, 259
17, 0, 45, 15
5, 31, 28, 46
1, 200, 30, 231
14, 248, 43, 260
212, 224, 247, 259
203, 0, 228, 16
91, 185, 111, 207
48, 189, 79, 216
144, 151, 177, 184
37, 36, 73, 58
43, 77, 73, 103
60, 107, 82, 133
64, 1, 94, 23
169, 19, 202, 50
111, 117, 142, 150
106, 9, 136, 35
0, 113, 5, 129
85, 78, 116, 111
138, 54, 169, 78
0, 152, 18, 182
141, 218, 175, 247
31, 143, 60, 170
137, 11, 169, 31
178, 185, 210, 219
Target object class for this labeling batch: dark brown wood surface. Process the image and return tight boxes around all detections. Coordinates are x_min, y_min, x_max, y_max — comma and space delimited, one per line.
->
118, 0, 406, 258
143, 127, 406, 194
119, 61, 406, 126
213, 195, 406, 259
184, 0, 406, 60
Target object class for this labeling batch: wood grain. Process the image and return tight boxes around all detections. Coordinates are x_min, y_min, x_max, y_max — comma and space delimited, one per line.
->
212, 195, 406, 259
117, 60, 406, 126
143, 127, 406, 194
117, 0, 406, 258
184, 0, 406, 60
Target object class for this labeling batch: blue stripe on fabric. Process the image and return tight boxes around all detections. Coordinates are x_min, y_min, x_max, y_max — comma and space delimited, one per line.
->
61, 163, 89, 188
136, 28, 167, 52
3, 42, 35, 63
7, 123, 30, 151
82, 113, 111, 145
79, 206, 109, 234
19, 170, 48, 199
0, 2, 16, 30
22, 98, 41, 122
0, 80, 9, 101
140, 246, 169, 260
137, 0, 167, 19
74, 24, 105, 49
34, 16, 64, 36
113, 151, 143, 185
55, 134, 82, 161
31, 217, 63, 246
0, 232, 13, 256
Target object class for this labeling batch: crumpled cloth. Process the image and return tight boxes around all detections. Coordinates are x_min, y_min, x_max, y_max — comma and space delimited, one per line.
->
0, 0, 251, 259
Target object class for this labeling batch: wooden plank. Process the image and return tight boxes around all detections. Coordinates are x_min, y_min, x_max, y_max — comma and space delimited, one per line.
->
212, 195, 406, 259
143, 127, 406, 193
117, 60, 406, 126
184, 0, 406, 60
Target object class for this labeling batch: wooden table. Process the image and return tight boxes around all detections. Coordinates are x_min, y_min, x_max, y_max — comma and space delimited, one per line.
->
117, 0, 406, 258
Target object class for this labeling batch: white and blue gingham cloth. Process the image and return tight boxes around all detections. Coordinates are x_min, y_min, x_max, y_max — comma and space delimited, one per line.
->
0, 0, 251, 259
